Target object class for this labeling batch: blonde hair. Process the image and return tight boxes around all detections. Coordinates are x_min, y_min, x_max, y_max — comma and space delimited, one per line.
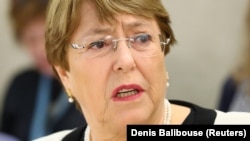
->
45, 0, 176, 71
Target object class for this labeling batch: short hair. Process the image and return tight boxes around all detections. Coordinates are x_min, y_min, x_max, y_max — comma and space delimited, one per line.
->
46, 0, 176, 71
9, 0, 49, 41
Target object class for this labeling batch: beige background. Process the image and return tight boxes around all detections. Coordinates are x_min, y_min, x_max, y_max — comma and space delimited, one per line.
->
163, 0, 248, 108
0, 0, 249, 121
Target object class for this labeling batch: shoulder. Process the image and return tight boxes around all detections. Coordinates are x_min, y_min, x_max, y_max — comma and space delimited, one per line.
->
170, 99, 250, 124
4, 69, 40, 98
7, 69, 40, 87
214, 110, 250, 124
11, 69, 39, 82
170, 100, 217, 124
33, 129, 76, 141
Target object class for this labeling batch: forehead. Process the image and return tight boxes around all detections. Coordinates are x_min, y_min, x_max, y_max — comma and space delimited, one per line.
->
76, 1, 157, 36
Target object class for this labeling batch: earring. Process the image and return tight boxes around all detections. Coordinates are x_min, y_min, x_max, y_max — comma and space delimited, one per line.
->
66, 89, 74, 103
166, 82, 170, 87
166, 72, 170, 87
68, 96, 74, 103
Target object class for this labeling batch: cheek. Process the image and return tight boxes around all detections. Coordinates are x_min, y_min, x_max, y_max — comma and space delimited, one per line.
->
69, 62, 93, 100
137, 55, 166, 81
151, 56, 166, 84
68, 56, 110, 113
137, 55, 166, 98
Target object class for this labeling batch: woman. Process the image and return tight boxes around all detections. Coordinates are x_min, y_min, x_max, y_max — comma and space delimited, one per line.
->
218, 1, 250, 112
35, 0, 250, 140
0, 0, 86, 140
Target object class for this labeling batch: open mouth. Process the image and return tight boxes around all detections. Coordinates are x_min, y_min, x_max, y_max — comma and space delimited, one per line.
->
116, 89, 139, 98
112, 84, 144, 100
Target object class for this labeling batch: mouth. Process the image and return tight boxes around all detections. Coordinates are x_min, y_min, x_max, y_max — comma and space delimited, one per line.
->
112, 84, 144, 101
116, 89, 139, 98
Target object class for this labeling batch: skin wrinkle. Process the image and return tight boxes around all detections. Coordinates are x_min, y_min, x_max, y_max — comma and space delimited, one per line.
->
100, 16, 163, 138
101, 17, 143, 128
42, 0, 200, 140
50, 1, 173, 140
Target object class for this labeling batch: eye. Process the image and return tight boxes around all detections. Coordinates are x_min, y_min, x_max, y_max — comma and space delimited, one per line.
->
88, 40, 106, 49
88, 39, 113, 49
132, 34, 152, 44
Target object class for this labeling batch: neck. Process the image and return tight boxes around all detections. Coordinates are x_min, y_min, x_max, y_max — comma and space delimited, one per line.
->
84, 99, 171, 141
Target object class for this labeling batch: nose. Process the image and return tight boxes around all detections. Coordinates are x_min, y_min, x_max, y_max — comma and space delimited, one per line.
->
113, 40, 136, 73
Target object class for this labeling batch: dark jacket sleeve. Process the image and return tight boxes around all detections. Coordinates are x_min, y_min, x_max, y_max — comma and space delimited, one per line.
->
217, 76, 237, 112
0, 69, 39, 141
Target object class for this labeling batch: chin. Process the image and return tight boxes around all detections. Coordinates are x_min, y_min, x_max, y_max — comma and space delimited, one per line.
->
114, 109, 151, 127
109, 98, 154, 126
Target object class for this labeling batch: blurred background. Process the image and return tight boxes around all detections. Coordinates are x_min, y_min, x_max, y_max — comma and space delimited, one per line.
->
163, 0, 249, 108
0, 0, 249, 120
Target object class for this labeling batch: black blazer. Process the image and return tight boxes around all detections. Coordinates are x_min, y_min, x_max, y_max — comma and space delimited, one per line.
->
0, 69, 86, 141
217, 76, 237, 112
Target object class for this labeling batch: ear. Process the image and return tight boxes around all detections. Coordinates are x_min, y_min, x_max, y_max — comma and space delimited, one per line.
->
54, 65, 71, 89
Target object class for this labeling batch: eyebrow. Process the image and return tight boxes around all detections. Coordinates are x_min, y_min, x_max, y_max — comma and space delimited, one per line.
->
125, 22, 147, 29
91, 27, 114, 35
89, 20, 150, 35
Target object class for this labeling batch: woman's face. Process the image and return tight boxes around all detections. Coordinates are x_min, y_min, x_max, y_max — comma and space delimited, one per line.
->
20, 18, 53, 76
56, 2, 167, 131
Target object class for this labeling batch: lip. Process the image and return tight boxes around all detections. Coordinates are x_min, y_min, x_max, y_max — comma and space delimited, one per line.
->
112, 84, 144, 101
